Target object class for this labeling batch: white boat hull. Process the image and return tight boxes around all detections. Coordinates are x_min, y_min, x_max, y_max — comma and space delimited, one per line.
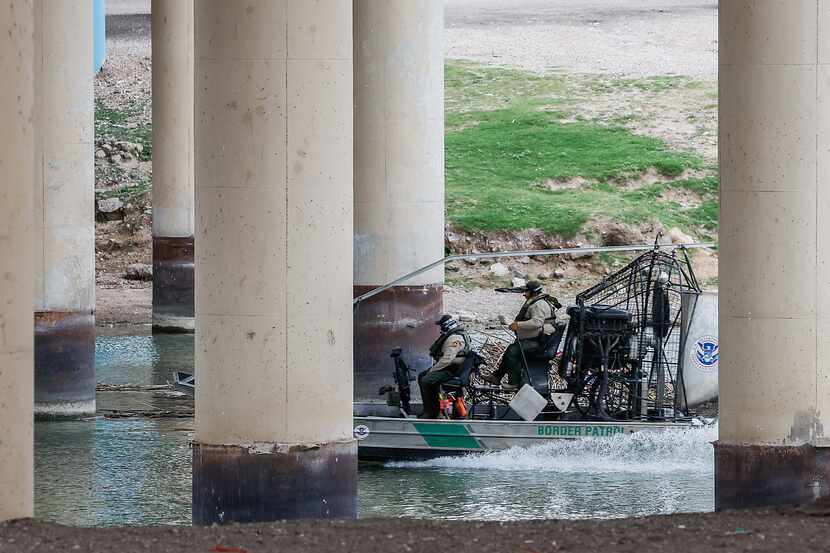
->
354, 416, 701, 462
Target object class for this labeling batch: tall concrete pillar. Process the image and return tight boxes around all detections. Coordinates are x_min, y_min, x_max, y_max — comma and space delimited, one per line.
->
717, 0, 830, 509
33, 0, 96, 418
151, 0, 195, 333
353, 0, 445, 399
192, 0, 356, 524
0, 0, 35, 521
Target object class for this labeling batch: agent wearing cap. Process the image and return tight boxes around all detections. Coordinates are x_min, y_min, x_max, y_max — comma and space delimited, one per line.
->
483, 281, 558, 391
418, 315, 471, 419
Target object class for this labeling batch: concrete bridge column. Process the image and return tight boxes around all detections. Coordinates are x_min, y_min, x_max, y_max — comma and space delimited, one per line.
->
192, 0, 356, 524
717, 0, 830, 509
0, 0, 35, 522
151, 0, 195, 332
353, 0, 445, 399
33, 0, 96, 418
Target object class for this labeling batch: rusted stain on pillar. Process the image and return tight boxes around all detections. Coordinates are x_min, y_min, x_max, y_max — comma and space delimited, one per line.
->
34, 310, 95, 419
353, 284, 442, 401
192, 440, 357, 525
714, 442, 830, 510
152, 235, 194, 332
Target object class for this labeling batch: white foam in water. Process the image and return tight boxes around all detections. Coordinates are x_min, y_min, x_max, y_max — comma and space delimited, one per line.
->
387, 423, 717, 474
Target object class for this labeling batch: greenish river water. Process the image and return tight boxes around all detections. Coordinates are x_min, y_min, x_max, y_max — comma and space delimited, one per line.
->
34, 333, 715, 526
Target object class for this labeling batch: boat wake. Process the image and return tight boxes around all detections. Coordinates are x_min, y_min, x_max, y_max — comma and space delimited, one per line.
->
387, 422, 717, 474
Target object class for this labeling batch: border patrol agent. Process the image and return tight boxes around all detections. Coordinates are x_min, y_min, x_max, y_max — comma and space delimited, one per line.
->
483, 281, 559, 390
418, 315, 471, 419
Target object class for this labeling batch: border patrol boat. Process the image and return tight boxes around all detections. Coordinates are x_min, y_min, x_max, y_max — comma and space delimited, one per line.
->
176, 243, 718, 462
351, 245, 718, 461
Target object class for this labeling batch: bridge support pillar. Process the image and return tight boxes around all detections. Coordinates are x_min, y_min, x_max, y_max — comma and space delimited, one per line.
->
353, 0, 446, 399
192, 0, 356, 524
717, 0, 830, 509
33, 0, 96, 419
0, 0, 35, 522
152, 0, 195, 333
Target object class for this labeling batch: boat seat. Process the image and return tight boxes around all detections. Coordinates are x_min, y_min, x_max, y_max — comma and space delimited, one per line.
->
441, 352, 486, 392
527, 321, 566, 361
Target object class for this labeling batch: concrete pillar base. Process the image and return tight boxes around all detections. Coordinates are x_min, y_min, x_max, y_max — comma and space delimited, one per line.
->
192, 440, 357, 525
152, 236, 194, 333
34, 311, 96, 419
714, 442, 830, 510
353, 284, 442, 400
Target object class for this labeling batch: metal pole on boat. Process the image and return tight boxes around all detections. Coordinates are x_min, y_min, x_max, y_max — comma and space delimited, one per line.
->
0, 0, 35, 521
353, 243, 717, 306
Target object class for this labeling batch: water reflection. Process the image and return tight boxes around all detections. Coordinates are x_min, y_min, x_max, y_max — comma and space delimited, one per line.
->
95, 331, 194, 385
35, 419, 193, 527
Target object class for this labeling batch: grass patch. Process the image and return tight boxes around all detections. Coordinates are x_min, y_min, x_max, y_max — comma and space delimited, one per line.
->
95, 99, 153, 161
443, 60, 718, 240
445, 61, 569, 115
95, 178, 150, 202
446, 107, 704, 236
586, 75, 701, 94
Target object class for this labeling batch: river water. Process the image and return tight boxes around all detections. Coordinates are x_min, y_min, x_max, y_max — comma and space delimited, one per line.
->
34, 332, 715, 526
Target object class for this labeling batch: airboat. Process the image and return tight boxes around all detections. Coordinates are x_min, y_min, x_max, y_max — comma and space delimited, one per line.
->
174, 244, 718, 461
352, 245, 718, 461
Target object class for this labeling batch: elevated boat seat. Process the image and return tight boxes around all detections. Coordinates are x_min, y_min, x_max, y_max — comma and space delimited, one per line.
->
520, 321, 566, 397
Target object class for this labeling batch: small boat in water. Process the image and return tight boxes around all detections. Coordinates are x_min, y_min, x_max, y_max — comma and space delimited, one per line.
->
175, 246, 719, 463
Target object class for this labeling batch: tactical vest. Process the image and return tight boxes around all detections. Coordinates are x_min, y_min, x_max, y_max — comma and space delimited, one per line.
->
516, 294, 560, 335
428, 328, 471, 362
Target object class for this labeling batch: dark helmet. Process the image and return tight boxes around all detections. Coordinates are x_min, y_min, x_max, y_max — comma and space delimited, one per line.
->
520, 280, 544, 295
435, 314, 459, 333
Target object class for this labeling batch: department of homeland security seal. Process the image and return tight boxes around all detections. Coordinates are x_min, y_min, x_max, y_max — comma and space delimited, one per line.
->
691, 335, 719, 371
353, 425, 370, 440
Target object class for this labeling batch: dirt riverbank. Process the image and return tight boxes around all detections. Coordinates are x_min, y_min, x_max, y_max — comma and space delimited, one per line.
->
3, 506, 829, 553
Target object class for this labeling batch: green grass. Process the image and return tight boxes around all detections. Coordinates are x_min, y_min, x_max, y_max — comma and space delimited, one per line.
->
445, 61, 569, 115
95, 178, 150, 201
584, 75, 704, 94
443, 60, 719, 239
446, 108, 706, 236
95, 99, 152, 161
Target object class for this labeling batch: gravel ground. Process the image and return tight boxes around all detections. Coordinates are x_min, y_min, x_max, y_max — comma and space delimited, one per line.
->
446, 0, 718, 78
3, 507, 830, 553
108, 0, 718, 78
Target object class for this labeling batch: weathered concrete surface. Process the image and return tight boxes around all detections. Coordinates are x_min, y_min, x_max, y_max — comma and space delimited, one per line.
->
0, 0, 34, 523
33, 311, 95, 419
353, 0, 445, 397
151, 0, 195, 332
4, 509, 830, 552
192, 441, 357, 524
193, 0, 355, 523
33, 0, 96, 417
152, 236, 194, 332
717, 0, 830, 509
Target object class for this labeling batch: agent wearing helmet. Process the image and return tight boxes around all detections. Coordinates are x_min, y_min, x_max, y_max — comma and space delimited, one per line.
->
483, 281, 559, 391
418, 314, 471, 419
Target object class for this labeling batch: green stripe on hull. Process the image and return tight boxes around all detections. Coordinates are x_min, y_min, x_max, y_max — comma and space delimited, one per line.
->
413, 422, 482, 449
